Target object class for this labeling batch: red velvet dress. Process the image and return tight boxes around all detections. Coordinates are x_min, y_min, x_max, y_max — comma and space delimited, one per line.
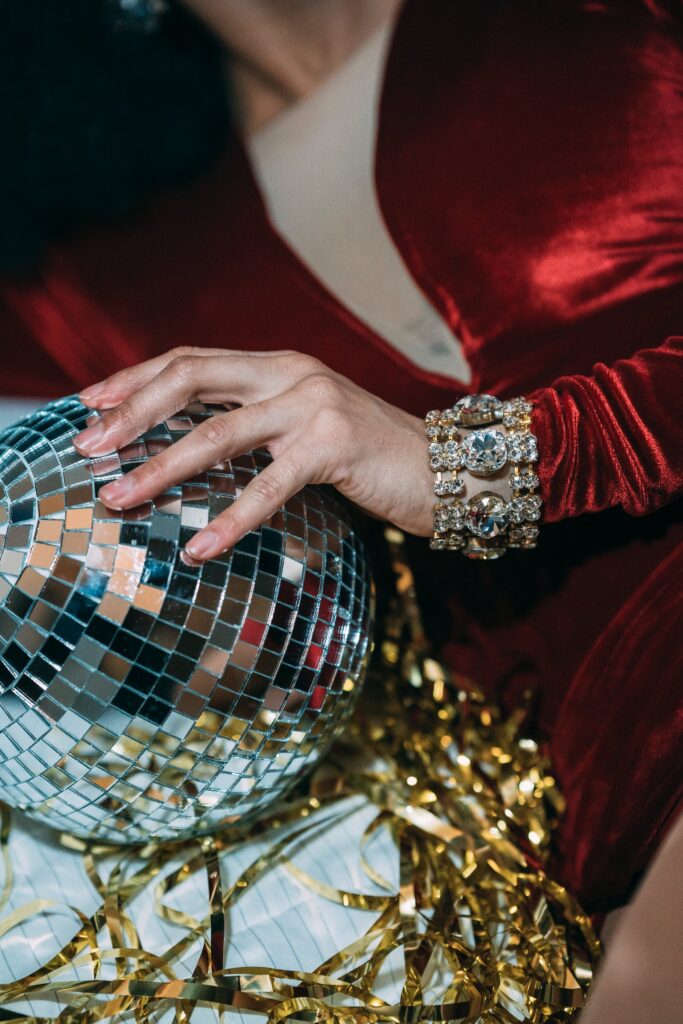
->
2, 0, 682, 913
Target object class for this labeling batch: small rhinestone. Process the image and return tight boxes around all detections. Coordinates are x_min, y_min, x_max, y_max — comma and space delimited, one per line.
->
506, 431, 538, 464
510, 469, 540, 491
434, 476, 465, 497
433, 502, 451, 532
447, 501, 466, 531
501, 398, 532, 419
509, 469, 523, 491
509, 497, 527, 524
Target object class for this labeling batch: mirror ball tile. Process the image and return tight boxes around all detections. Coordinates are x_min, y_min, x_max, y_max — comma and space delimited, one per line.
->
0, 398, 372, 842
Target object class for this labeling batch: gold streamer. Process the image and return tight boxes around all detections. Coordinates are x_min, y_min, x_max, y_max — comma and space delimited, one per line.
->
0, 804, 12, 920
0, 528, 600, 1022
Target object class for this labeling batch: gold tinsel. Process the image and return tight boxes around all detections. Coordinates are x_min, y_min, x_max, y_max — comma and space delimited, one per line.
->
0, 528, 600, 1022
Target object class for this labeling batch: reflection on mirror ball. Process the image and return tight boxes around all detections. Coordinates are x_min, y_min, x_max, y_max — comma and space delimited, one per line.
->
0, 398, 373, 842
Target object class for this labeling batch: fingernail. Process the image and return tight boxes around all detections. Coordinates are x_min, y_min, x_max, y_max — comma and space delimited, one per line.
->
185, 528, 220, 561
99, 476, 134, 509
79, 382, 105, 402
180, 550, 203, 567
73, 420, 108, 453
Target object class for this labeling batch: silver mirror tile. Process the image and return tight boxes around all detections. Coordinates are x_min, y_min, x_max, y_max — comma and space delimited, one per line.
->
0, 398, 372, 842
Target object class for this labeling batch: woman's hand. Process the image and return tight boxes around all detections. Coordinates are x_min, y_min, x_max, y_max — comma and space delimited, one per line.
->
74, 347, 433, 561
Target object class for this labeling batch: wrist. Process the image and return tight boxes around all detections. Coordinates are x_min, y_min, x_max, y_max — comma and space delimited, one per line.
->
423, 395, 542, 558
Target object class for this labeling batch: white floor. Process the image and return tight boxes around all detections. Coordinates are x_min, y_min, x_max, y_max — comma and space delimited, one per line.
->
0, 397, 44, 431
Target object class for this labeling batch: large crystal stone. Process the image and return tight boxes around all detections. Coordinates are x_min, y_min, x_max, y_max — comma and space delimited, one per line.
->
452, 394, 502, 426
462, 430, 507, 475
463, 536, 506, 560
465, 493, 509, 538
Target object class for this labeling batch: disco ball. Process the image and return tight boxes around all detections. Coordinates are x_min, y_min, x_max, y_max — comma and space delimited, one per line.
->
0, 398, 373, 842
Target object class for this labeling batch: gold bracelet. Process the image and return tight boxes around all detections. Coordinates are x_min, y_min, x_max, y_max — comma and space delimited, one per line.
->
425, 395, 541, 559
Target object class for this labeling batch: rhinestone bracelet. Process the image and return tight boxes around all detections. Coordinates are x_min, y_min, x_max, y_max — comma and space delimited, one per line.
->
425, 394, 542, 559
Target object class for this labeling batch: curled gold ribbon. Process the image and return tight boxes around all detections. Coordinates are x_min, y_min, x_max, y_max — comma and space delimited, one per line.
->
0, 529, 600, 1021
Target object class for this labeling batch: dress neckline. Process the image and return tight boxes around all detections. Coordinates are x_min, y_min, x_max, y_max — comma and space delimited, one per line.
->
222, 0, 474, 397
245, 18, 472, 383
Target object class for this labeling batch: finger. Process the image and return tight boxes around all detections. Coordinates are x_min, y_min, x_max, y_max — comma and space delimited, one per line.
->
79, 347, 303, 408
79, 348, 210, 408
183, 443, 312, 561
97, 398, 292, 509
73, 353, 283, 456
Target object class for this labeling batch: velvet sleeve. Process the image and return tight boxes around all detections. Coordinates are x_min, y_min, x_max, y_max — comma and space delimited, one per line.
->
515, 2, 683, 523
530, 335, 683, 522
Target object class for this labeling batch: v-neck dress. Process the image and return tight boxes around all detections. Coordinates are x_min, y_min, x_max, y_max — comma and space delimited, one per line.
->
2, 0, 682, 913
246, 17, 471, 381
